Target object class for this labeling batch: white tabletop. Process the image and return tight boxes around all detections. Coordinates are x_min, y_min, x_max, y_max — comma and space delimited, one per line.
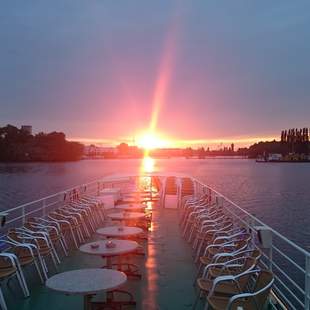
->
122, 198, 150, 204
101, 188, 120, 193
123, 192, 150, 196
97, 226, 143, 237
115, 204, 146, 211
46, 268, 126, 295
108, 212, 146, 220
79, 239, 139, 256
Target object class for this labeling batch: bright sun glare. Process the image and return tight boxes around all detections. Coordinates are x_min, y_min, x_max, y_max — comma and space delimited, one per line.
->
142, 156, 155, 173
137, 132, 167, 150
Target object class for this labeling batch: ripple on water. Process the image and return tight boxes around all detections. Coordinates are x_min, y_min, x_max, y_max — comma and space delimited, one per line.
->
0, 159, 309, 249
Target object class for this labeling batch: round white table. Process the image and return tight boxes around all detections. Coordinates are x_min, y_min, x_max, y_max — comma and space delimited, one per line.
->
79, 239, 139, 267
80, 239, 141, 279
123, 197, 150, 203
108, 212, 146, 221
46, 268, 126, 310
97, 226, 143, 238
123, 193, 150, 198
115, 204, 147, 211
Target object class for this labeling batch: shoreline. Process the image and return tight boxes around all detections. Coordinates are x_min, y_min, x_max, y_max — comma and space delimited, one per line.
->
0, 156, 249, 164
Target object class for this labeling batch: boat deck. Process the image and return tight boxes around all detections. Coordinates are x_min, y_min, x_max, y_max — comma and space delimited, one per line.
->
5, 205, 197, 310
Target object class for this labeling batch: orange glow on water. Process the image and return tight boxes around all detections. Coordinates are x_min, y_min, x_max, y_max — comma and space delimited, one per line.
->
142, 156, 155, 173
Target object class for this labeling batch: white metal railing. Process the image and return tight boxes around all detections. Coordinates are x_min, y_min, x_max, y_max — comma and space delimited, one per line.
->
0, 174, 309, 309
192, 177, 310, 310
0, 177, 133, 237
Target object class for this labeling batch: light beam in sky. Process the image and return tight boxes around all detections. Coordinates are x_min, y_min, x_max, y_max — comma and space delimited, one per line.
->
149, 13, 180, 134
140, 14, 180, 174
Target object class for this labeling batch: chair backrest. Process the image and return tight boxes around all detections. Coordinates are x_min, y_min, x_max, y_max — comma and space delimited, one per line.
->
227, 269, 274, 310
234, 239, 251, 252
232, 257, 257, 289
0, 254, 16, 279
217, 256, 256, 280
214, 232, 251, 245
235, 247, 262, 264
232, 232, 251, 243
214, 247, 261, 265
220, 221, 233, 230
49, 212, 63, 221
242, 256, 256, 273
253, 269, 274, 295
24, 222, 38, 231
251, 248, 262, 265
7, 229, 21, 242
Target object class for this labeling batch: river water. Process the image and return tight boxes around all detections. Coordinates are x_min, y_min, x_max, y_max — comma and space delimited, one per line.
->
0, 158, 309, 250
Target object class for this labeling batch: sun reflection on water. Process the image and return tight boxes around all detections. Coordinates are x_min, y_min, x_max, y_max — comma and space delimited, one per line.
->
142, 156, 155, 173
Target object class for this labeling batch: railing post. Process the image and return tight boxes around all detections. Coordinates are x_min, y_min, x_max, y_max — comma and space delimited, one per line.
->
247, 215, 256, 244
97, 182, 100, 196
22, 206, 25, 225
176, 177, 181, 208
43, 199, 46, 217
161, 177, 166, 207
255, 226, 273, 271
208, 188, 212, 204
269, 243, 273, 272
150, 176, 153, 202
305, 254, 310, 310
61, 192, 65, 208
215, 195, 224, 209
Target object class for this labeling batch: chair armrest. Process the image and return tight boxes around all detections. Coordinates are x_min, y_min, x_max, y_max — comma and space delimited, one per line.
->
24, 228, 49, 238
49, 217, 71, 226
227, 292, 254, 308
0, 252, 18, 268
37, 218, 62, 231
203, 243, 223, 256
2, 240, 37, 257
208, 275, 237, 297
58, 214, 78, 224
213, 236, 230, 243
202, 262, 226, 278
213, 252, 234, 263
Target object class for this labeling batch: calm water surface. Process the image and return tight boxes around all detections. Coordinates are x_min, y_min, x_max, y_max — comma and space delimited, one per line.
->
0, 158, 309, 249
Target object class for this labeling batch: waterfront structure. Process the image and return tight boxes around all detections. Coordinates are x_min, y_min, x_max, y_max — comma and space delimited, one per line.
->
21, 125, 32, 135
251, 128, 310, 161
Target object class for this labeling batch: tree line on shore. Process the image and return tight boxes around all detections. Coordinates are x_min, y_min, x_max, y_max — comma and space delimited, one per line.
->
1, 124, 309, 162
245, 128, 310, 158
0, 125, 84, 162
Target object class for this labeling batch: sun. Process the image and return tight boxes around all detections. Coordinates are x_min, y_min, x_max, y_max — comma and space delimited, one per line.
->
137, 132, 168, 150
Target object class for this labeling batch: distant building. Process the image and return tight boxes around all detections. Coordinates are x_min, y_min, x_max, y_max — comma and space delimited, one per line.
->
84, 145, 117, 157
21, 125, 32, 135
268, 153, 282, 161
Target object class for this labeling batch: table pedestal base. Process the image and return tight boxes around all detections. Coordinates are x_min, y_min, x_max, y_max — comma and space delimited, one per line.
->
90, 289, 136, 310
84, 294, 93, 310
134, 245, 145, 256
102, 263, 142, 279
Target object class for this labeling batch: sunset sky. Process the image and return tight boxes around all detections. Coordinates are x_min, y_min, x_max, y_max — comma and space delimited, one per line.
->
1, 1, 310, 148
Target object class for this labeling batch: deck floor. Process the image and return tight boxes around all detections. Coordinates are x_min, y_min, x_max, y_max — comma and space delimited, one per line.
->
6, 206, 197, 310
